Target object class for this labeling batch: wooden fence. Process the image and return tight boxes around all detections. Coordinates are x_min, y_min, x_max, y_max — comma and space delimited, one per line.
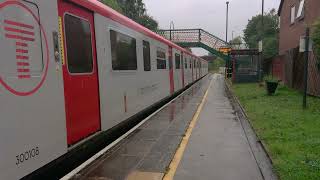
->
265, 48, 320, 97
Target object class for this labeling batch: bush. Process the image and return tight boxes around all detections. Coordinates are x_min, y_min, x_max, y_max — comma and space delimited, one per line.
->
312, 19, 320, 69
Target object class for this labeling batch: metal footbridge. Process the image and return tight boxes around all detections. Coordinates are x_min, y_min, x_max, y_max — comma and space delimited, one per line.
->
157, 29, 230, 60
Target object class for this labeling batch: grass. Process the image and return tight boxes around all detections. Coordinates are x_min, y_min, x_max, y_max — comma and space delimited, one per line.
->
232, 83, 320, 180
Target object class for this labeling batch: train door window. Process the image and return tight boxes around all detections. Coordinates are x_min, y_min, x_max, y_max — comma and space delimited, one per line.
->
110, 30, 137, 70
175, 53, 181, 69
156, 48, 166, 69
65, 14, 93, 73
193, 60, 196, 68
185, 58, 188, 69
143, 40, 151, 71
189, 59, 192, 68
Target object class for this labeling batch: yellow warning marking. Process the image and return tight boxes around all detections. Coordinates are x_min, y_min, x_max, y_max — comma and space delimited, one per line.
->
163, 78, 212, 180
58, 17, 66, 66
126, 171, 164, 180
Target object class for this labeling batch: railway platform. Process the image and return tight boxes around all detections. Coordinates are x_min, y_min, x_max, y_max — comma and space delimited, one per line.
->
64, 74, 273, 180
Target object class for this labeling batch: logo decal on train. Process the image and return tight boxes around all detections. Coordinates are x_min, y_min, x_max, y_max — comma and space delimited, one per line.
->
0, 1, 49, 96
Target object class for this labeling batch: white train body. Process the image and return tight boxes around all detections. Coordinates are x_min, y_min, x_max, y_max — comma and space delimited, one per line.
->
0, 0, 208, 179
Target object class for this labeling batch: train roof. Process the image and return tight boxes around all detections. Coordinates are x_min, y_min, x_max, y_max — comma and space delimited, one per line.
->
69, 0, 206, 62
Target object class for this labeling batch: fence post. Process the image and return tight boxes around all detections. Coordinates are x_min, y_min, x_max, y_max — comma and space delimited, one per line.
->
303, 27, 310, 109
232, 56, 236, 83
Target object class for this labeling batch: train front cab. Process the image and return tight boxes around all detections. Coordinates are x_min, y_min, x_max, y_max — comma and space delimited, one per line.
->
0, 0, 67, 179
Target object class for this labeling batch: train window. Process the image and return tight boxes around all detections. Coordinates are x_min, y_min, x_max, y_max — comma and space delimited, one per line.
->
194, 60, 196, 68
143, 41, 151, 71
156, 49, 166, 69
110, 30, 137, 70
189, 59, 192, 68
175, 53, 181, 69
65, 14, 93, 73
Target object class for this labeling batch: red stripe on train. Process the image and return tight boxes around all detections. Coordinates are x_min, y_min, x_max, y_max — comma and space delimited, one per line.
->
4, 27, 35, 36
16, 55, 29, 60
18, 75, 31, 79
16, 42, 28, 47
16, 49, 28, 53
17, 69, 30, 73
17, 62, 30, 66
5, 34, 35, 41
4, 19, 34, 29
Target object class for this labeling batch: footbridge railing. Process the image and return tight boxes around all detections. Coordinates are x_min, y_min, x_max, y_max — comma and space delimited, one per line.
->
157, 29, 230, 59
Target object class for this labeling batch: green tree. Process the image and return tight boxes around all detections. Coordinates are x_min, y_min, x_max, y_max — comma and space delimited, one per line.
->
100, 0, 159, 31
243, 9, 279, 59
136, 14, 158, 31
229, 36, 242, 45
117, 0, 145, 21
100, 0, 122, 12
229, 36, 243, 49
209, 58, 224, 73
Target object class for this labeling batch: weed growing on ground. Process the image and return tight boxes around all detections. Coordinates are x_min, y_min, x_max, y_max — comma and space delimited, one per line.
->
232, 83, 320, 180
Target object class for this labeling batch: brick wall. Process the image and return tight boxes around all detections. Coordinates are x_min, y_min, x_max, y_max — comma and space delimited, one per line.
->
278, 0, 320, 96
279, 0, 320, 55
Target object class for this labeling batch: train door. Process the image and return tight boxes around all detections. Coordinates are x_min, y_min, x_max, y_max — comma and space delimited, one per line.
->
181, 53, 185, 88
198, 61, 200, 77
58, 1, 101, 145
168, 47, 174, 94
198, 61, 200, 78
191, 58, 194, 82
173, 51, 182, 91
194, 59, 197, 80
199, 61, 202, 77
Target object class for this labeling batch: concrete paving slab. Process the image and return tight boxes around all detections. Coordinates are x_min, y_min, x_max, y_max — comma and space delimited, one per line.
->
174, 74, 264, 180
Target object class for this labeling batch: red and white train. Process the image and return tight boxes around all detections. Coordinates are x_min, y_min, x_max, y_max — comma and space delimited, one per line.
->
0, 0, 208, 179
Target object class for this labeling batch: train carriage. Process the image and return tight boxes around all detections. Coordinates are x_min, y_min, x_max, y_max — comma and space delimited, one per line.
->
0, 0, 208, 179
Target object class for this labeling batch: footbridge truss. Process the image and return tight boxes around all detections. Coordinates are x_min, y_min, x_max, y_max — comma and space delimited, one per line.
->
157, 29, 230, 60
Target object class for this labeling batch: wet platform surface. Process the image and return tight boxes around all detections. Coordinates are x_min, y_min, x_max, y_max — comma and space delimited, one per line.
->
174, 74, 263, 180
71, 74, 268, 180
72, 76, 211, 180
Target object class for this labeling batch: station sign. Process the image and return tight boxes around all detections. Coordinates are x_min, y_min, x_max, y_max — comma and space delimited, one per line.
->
218, 47, 232, 55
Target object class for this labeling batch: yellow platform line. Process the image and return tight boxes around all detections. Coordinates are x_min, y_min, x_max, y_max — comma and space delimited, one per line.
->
163, 78, 212, 180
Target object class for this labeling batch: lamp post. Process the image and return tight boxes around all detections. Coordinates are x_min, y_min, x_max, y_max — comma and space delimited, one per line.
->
169, 21, 175, 40
225, 1, 230, 79
232, 30, 234, 41
259, 0, 264, 51
226, 1, 229, 43
261, 0, 264, 34
258, 0, 264, 81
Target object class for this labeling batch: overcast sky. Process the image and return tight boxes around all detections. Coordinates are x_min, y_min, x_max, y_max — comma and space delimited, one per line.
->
144, 0, 281, 55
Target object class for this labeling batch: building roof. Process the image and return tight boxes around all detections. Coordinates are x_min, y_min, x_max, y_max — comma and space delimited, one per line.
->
278, 0, 284, 16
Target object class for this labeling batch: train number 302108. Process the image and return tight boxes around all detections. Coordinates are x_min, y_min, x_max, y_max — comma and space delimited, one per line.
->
16, 147, 40, 166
